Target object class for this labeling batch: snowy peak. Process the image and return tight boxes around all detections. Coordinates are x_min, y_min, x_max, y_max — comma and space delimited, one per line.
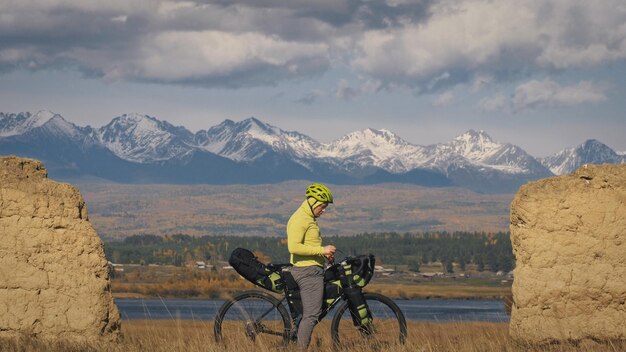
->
3, 110, 625, 188
196, 117, 320, 161
442, 129, 551, 174
97, 113, 195, 163
1, 112, 33, 137
0, 110, 82, 138
241, 117, 276, 135
540, 139, 625, 175
450, 130, 501, 160
326, 128, 410, 156
323, 128, 427, 173
25, 110, 58, 129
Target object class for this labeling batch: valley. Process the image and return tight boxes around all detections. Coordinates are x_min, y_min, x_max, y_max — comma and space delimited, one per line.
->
80, 182, 513, 239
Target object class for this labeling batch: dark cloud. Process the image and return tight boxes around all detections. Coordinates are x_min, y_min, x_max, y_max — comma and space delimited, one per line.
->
0, 0, 624, 91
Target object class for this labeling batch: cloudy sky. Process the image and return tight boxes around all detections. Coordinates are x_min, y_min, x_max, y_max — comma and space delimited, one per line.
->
1, 0, 625, 156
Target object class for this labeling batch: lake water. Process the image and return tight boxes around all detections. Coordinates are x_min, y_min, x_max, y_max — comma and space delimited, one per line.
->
115, 298, 509, 322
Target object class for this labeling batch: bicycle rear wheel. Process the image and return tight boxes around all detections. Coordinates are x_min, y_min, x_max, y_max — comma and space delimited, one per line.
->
214, 290, 292, 347
330, 292, 407, 349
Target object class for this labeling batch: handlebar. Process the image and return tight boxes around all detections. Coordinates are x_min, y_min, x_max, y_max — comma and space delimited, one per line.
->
340, 256, 366, 277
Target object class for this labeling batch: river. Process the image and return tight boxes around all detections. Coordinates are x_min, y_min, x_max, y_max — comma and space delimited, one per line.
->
115, 298, 509, 322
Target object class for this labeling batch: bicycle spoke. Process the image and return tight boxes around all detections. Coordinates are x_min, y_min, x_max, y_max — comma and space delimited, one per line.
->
215, 292, 290, 348
331, 293, 407, 349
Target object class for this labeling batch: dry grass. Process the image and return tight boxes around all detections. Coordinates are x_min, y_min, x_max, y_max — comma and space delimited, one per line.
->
79, 182, 513, 237
2, 320, 624, 352
367, 282, 512, 299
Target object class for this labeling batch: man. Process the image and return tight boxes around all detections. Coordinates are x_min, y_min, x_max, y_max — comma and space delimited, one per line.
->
287, 183, 336, 349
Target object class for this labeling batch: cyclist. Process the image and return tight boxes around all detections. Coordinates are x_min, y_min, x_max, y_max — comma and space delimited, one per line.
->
287, 183, 336, 349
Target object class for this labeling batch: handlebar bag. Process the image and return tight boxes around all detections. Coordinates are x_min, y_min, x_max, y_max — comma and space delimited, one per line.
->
228, 248, 284, 293
351, 254, 375, 288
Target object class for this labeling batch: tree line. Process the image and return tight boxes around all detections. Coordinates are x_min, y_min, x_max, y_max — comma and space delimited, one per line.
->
104, 231, 514, 273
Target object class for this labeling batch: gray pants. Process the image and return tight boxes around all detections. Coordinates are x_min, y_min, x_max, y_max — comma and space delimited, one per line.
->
290, 265, 324, 349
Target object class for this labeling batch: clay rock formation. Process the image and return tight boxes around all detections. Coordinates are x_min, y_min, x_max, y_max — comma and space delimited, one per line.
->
0, 156, 120, 341
510, 164, 626, 343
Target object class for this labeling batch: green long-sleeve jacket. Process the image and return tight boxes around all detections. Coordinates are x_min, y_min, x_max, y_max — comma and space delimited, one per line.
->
287, 199, 325, 267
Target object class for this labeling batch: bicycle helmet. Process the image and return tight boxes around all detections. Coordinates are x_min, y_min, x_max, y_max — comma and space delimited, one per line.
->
305, 183, 334, 203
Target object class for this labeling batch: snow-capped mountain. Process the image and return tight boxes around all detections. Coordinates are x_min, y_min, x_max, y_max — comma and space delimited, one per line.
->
443, 130, 549, 174
97, 113, 196, 163
195, 117, 320, 162
0, 111, 84, 139
1, 110, 623, 193
539, 139, 626, 175
321, 128, 428, 173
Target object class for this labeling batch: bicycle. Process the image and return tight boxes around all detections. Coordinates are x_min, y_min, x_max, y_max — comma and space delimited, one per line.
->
214, 254, 407, 349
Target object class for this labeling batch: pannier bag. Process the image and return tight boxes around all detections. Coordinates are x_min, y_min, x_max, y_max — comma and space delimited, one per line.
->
343, 285, 372, 328
228, 248, 284, 293
339, 259, 373, 328
280, 268, 303, 324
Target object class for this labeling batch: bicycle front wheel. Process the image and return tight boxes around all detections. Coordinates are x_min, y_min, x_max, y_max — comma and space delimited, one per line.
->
331, 292, 407, 349
214, 290, 292, 347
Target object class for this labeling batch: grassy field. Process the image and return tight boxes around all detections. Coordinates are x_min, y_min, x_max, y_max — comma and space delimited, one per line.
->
367, 280, 512, 300
2, 320, 623, 352
111, 280, 513, 300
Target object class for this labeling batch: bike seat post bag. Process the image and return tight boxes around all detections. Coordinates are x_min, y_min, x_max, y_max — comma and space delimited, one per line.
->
228, 248, 284, 293
338, 259, 372, 328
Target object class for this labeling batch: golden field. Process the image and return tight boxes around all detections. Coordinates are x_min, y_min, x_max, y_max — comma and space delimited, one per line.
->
2, 320, 623, 352
78, 182, 513, 238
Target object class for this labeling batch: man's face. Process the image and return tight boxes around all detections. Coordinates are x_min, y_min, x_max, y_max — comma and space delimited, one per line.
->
313, 203, 329, 217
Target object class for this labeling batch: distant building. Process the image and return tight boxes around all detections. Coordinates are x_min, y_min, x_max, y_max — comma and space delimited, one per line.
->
107, 261, 125, 272
374, 265, 395, 276
421, 272, 444, 279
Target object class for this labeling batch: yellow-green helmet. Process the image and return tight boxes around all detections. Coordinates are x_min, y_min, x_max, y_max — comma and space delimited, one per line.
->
305, 183, 334, 203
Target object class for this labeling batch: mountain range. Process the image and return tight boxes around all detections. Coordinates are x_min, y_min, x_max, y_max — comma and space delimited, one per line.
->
1, 111, 624, 193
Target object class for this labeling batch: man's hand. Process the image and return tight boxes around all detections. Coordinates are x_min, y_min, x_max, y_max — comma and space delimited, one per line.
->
323, 245, 336, 255
323, 245, 336, 264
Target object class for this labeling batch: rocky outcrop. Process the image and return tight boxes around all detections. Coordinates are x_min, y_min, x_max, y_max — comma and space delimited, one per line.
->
0, 156, 120, 341
510, 164, 626, 343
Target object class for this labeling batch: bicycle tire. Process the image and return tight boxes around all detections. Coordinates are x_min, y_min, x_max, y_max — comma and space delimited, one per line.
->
214, 290, 292, 347
330, 292, 407, 349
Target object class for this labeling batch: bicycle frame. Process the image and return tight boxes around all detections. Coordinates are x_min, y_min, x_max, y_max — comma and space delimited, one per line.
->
279, 292, 343, 323
276, 259, 368, 333
214, 254, 407, 347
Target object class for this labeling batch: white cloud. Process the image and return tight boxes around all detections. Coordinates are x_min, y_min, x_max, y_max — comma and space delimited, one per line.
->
1, 0, 626, 91
110, 15, 127, 23
470, 74, 494, 92
68, 31, 330, 86
353, 0, 626, 89
360, 79, 383, 94
512, 79, 608, 111
477, 94, 508, 112
157, 1, 196, 15
432, 91, 454, 107
297, 89, 326, 105
336, 79, 360, 101
0, 1, 335, 87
